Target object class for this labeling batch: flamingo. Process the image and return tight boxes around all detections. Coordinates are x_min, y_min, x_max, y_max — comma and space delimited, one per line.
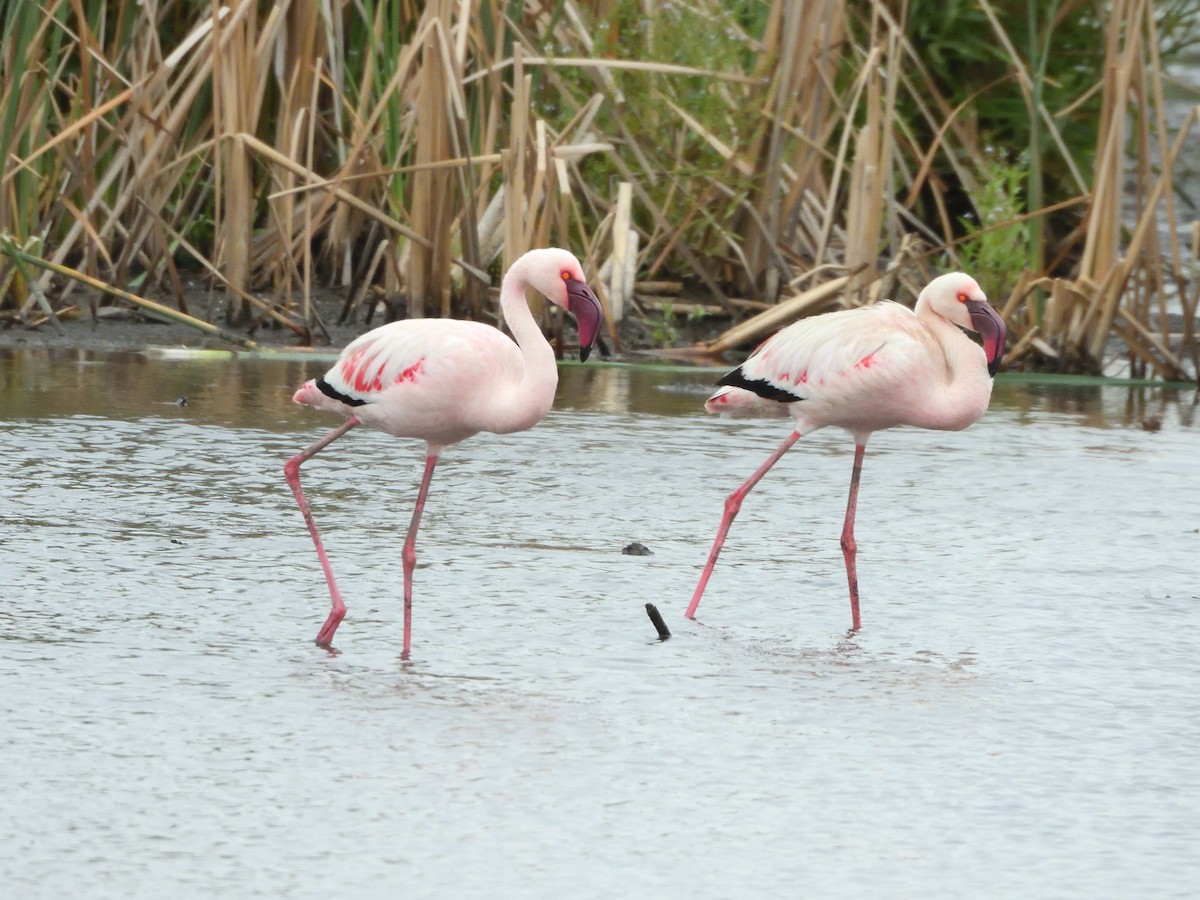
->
687, 272, 1007, 631
284, 247, 604, 656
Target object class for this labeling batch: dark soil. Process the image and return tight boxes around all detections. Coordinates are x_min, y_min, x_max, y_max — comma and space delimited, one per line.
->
0, 285, 730, 360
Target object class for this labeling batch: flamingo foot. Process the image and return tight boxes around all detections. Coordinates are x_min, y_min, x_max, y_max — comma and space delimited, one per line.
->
314, 604, 346, 647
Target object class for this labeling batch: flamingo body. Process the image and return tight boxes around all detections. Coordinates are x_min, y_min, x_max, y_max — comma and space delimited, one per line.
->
708, 300, 996, 437
689, 272, 1007, 630
285, 247, 604, 655
293, 318, 552, 448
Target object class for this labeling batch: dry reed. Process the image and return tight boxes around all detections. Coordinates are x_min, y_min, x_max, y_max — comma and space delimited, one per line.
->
1, 0, 1197, 380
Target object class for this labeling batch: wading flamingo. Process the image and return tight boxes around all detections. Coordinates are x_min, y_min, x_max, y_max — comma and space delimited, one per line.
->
285, 247, 604, 656
688, 272, 1006, 631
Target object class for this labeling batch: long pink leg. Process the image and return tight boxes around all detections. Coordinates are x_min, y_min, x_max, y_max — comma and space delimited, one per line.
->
840, 444, 866, 631
400, 453, 439, 660
284, 417, 359, 646
686, 431, 801, 619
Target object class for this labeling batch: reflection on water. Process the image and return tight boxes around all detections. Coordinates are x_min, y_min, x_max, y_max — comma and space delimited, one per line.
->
3, 346, 1199, 431
2, 348, 1200, 898
992, 378, 1200, 431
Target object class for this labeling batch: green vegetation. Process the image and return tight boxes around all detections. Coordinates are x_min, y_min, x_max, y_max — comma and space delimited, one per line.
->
957, 149, 1031, 302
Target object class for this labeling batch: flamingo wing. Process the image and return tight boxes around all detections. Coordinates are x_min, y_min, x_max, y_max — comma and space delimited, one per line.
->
715, 302, 937, 415
316, 319, 519, 408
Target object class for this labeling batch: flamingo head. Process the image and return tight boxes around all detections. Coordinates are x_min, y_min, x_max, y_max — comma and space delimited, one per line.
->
526, 248, 604, 361
919, 272, 1007, 376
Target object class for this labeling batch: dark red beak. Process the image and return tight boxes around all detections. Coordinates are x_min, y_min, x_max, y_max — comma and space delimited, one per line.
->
565, 278, 603, 362
965, 299, 1007, 377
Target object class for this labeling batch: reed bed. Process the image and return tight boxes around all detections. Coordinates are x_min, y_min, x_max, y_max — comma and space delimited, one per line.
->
2, 1, 1199, 380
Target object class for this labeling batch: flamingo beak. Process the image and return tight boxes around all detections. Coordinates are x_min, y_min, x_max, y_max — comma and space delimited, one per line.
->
565, 278, 604, 362
965, 299, 1007, 377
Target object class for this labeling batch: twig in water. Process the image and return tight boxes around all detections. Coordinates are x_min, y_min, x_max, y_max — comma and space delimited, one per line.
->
645, 603, 671, 641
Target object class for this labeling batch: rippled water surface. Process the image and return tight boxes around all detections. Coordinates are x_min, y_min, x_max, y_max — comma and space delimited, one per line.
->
2, 348, 1199, 898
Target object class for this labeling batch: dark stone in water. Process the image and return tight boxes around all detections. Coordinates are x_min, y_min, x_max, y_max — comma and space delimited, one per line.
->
622, 541, 652, 556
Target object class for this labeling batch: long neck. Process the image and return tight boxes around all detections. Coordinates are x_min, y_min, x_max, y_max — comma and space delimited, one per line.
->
911, 297, 994, 431
492, 259, 559, 432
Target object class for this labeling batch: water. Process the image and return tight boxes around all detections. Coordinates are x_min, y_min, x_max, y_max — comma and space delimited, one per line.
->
2, 349, 1199, 899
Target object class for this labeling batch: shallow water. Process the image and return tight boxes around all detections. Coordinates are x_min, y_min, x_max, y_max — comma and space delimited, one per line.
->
2, 348, 1199, 898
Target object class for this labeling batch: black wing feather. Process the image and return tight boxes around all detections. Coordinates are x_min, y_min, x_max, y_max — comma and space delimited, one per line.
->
718, 366, 804, 404
316, 378, 367, 407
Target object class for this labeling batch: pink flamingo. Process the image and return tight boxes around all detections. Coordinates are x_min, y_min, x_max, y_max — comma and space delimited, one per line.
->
688, 272, 1006, 631
285, 247, 604, 656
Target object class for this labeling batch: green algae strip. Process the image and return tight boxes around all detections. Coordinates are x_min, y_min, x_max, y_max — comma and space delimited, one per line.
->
144, 346, 1196, 388
996, 371, 1198, 389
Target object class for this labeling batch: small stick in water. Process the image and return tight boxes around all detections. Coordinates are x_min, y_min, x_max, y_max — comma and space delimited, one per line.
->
645, 603, 671, 641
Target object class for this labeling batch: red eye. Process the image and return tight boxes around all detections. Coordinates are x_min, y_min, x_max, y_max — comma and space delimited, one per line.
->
956, 292, 969, 303
561, 270, 572, 281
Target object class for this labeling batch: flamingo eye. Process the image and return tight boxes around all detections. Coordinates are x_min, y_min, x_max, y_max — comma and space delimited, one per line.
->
956, 291, 969, 303
561, 269, 572, 282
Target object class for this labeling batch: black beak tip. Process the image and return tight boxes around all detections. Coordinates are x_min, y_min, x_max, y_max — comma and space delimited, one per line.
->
580, 345, 592, 362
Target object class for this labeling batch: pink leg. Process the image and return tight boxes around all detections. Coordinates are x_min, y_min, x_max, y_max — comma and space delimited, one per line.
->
400, 453, 439, 660
283, 417, 359, 646
840, 444, 866, 632
686, 431, 801, 619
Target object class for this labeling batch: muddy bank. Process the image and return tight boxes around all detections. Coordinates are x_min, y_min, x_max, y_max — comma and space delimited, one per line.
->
0, 285, 728, 359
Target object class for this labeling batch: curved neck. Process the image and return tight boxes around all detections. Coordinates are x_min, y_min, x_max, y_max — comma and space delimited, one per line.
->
500, 260, 555, 370
914, 296, 973, 371
911, 298, 993, 430
492, 257, 558, 431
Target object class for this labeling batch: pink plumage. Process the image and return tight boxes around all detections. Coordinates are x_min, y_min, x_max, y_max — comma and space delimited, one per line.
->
688, 272, 1007, 631
284, 247, 604, 656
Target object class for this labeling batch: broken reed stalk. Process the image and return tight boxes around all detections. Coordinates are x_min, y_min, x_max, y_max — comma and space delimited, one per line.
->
2, 237, 65, 335
0, 237, 257, 350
